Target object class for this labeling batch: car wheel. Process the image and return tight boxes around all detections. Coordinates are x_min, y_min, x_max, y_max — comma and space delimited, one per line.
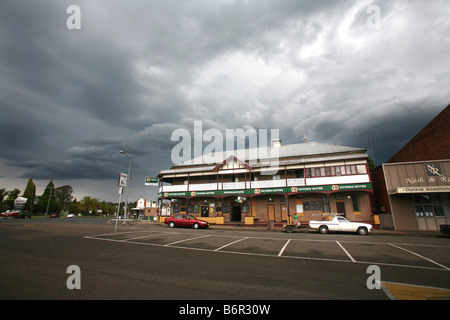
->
286, 225, 294, 233
193, 223, 200, 229
319, 226, 329, 234
357, 227, 368, 235
169, 221, 175, 228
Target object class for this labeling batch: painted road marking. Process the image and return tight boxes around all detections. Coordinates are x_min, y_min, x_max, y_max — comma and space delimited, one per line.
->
84, 231, 450, 272
214, 237, 249, 251
278, 239, 291, 256
336, 241, 356, 262
381, 281, 450, 300
388, 243, 450, 270
165, 235, 211, 246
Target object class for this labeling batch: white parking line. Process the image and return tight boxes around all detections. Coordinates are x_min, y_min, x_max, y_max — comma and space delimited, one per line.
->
165, 235, 211, 246
336, 241, 356, 262
214, 237, 249, 251
388, 243, 450, 270
278, 239, 291, 257
83, 232, 450, 271
125, 232, 176, 241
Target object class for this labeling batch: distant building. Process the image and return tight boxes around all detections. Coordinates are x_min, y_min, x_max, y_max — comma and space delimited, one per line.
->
132, 198, 161, 220
157, 140, 374, 226
372, 105, 450, 230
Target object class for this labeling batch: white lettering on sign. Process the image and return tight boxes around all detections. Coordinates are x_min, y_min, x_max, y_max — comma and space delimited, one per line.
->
405, 177, 424, 184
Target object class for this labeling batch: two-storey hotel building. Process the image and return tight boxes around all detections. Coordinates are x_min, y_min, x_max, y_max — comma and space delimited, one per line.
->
157, 140, 374, 226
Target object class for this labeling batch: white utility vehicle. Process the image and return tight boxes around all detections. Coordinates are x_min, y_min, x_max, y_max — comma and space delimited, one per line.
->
309, 216, 373, 235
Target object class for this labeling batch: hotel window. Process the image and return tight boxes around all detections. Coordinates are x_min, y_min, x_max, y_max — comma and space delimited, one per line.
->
351, 194, 360, 212
305, 165, 364, 177
346, 165, 356, 174
357, 165, 367, 174
304, 201, 322, 210
322, 195, 330, 212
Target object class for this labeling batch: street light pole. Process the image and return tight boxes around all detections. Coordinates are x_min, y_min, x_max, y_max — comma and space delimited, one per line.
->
45, 187, 54, 216
120, 150, 131, 224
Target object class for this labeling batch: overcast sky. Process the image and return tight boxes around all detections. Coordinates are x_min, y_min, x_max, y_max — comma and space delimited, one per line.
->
1, 0, 449, 203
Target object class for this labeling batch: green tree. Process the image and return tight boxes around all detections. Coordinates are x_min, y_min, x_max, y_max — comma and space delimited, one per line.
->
54, 185, 74, 212
22, 178, 36, 213
37, 181, 59, 214
0, 188, 9, 212
79, 196, 100, 215
4, 188, 20, 210
0, 188, 8, 203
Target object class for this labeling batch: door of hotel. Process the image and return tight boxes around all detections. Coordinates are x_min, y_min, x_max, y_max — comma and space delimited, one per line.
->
336, 201, 346, 217
201, 205, 209, 217
281, 204, 287, 221
231, 205, 241, 222
268, 204, 275, 221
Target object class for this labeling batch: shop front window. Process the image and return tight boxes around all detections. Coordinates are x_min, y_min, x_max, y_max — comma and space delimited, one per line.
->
413, 194, 450, 217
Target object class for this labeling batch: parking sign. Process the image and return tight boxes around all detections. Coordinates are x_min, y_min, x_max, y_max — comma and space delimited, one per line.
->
118, 173, 128, 187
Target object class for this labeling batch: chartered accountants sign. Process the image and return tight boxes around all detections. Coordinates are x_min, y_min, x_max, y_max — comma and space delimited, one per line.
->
159, 183, 372, 198
389, 186, 450, 195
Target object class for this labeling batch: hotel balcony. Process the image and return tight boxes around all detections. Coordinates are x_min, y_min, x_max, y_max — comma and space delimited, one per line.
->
159, 174, 371, 194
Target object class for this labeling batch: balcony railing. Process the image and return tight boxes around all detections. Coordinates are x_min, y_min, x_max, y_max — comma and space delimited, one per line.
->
159, 178, 306, 193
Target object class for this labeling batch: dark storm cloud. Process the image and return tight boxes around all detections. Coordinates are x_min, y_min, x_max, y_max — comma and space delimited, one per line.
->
1, 0, 449, 201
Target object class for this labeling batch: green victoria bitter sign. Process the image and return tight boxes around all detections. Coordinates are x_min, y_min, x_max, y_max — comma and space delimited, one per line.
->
159, 183, 372, 198
145, 176, 159, 186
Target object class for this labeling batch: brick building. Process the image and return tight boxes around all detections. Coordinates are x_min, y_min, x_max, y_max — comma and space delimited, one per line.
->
132, 198, 160, 220
372, 105, 450, 230
158, 140, 374, 226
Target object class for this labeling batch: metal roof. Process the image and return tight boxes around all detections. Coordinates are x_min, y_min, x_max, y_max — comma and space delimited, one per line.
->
174, 141, 366, 166
159, 141, 367, 176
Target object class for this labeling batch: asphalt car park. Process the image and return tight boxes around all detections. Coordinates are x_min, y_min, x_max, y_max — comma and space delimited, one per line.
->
1, 218, 449, 300
85, 227, 450, 271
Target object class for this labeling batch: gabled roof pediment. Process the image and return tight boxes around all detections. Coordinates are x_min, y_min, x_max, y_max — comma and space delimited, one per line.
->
212, 155, 252, 172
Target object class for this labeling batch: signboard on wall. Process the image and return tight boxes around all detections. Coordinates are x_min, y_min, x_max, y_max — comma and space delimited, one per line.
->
159, 183, 373, 198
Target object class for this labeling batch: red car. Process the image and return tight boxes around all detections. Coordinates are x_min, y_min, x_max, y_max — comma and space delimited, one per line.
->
164, 214, 209, 229
1, 210, 20, 218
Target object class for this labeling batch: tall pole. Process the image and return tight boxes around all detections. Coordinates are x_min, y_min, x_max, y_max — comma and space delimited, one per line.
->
114, 188, 123, 232
45, 187, 54, 216
120, 151, 131, 224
